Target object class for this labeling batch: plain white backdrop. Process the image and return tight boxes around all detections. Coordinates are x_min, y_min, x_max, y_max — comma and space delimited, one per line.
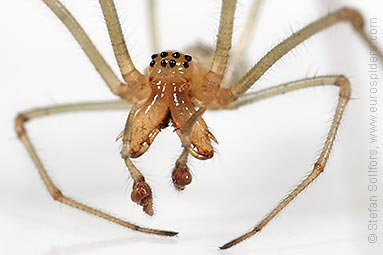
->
1, 0, 382, 254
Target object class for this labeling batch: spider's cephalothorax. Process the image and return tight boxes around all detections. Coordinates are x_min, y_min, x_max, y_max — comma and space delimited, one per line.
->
127, 51, 217, 161
121, 51, 218, 211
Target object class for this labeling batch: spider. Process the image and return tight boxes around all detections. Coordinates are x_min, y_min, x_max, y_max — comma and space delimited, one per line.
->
14, 0, 382, 250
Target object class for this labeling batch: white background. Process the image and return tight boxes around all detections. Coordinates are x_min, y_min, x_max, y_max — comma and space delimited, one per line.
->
1, 0, 382, 254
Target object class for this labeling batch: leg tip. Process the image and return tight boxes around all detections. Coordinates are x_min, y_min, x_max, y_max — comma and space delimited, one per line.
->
164, 231, 179, 237
219, 242, 233, 250
219, 238, 240, 250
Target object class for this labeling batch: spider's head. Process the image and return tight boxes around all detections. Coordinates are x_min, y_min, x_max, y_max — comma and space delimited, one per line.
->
148, 51, 194, 81
127, 50, 215, 176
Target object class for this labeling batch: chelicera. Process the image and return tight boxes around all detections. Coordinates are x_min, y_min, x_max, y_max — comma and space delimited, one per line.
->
15, 0, 383, 250
119, 50, 218, 215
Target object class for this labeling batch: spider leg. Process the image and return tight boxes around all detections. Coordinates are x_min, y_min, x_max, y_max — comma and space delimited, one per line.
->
15, 100, 177, 237
210, 0, 236, 76
194, 0, 237, 104
220, 75, 352, 249
229, 76, 347, 109
148, 0, 159, 52
99, 0, 150, 100
218, 7, 383, 249
172, 107, 207, 190
42, 0, 134, 101
218, 7, 383, 106
225, 0, 264, 85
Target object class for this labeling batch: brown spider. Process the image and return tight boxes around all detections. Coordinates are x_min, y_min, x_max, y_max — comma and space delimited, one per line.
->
15, 0, 382, 250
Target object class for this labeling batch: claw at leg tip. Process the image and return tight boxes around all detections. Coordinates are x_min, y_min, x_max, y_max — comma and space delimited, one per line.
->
166, 231, 179, 237
219, 243, 232, 250
219, 239, 238, 250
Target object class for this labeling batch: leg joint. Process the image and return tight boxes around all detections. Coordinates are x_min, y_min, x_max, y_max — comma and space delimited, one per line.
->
314, 162, 325, 174
15, 113, 29, 139
335, 75, 351, 99
51, 188, 64, 202
122, 71, 150, 100
338, 7, 364, 30
217, 87, 238, 108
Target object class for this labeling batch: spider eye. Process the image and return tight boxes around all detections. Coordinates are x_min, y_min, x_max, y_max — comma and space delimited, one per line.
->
169, 59, 176, 68
151, 54, 158, 59
172, 52, 181, 58
160, 51, 168, 58
160, 59, 167, 67
184, 55, 192, 62
183, 62, 189, 68
149, 60, 156, 67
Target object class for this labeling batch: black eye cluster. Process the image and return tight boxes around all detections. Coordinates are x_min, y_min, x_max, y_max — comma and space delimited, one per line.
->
150, 51, 192, 69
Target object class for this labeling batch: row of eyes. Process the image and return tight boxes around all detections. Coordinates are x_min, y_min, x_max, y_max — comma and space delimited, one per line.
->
150, 51, 192, 68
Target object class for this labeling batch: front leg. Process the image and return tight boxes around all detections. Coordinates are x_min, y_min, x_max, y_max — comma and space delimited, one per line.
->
15, 100, 177, 236
42, 0, 134, 101
217, 7, 383, 106
220, 75, 350, 249
99, 0, 150, 100
192, 0, 237, 104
